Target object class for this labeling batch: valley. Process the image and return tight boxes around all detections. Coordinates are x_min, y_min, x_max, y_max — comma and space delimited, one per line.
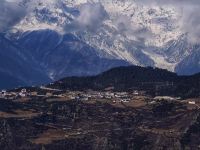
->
1, 1, 200, 149
0, 86, 199, 149
0, 66, 200, 149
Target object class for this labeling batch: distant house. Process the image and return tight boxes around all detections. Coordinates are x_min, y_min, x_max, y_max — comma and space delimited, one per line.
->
133, 90, 139, 95
46, 92, 53, 97
121, 98, 130, 103
149, 101, 156, 104
2, 90, 6, 95
113, 100, 116, 103
115, 92, 128, 98
105, 92, 115, 97
19, 89, 27, 97
0, 90, 7, 98
79, 96, 89, 101
115, 94, 121, 98
82, 97, 89, 101
154, 96, 178, 101
31, 92, 38, 96
188, 101, 196, 105
69, 95, 76, 100
98, 95, 104, 99
75, 95, 89, 101
106, 96, 112, 99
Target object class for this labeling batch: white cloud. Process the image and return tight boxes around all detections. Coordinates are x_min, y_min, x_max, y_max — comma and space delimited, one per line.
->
113, 14, 153, 43
1, 0, 200, 44
136, 0, 200, 44
0, 0, 26, 32
65, 2, 108, 32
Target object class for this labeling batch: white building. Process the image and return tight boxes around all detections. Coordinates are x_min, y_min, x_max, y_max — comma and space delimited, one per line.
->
133, 90, 139, 95
0, 90, 7, 98
154, 96, 178, 101
188, 101, 196, 105
19, 89, 27, 97
122, 99, 130, 103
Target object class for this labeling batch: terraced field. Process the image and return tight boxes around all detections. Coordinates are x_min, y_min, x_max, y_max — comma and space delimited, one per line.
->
0, 93, 199, 150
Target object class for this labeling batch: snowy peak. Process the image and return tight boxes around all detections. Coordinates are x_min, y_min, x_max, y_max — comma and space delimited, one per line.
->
16, 0, 181, 47
6, 0, 200, 75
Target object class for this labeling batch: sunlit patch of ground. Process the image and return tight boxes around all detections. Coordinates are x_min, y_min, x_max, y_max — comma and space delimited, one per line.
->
30, 129, 66, 145
0, 109, 41, 118
13, 98, 31, 103
46, 97, 72, 102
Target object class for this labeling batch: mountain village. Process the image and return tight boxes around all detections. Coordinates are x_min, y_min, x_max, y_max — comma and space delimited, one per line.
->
1, 86, 199, 110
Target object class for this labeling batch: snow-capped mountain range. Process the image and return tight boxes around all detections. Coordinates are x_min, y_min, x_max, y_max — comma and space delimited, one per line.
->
1, 0, 200, 88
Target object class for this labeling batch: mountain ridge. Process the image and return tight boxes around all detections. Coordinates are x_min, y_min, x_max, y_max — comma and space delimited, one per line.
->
12, 0, 200, 75
1, 0, 200, 89
49, 65, 200, 98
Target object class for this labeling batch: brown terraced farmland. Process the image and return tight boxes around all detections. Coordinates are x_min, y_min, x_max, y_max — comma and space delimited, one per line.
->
0, 89, 200, 150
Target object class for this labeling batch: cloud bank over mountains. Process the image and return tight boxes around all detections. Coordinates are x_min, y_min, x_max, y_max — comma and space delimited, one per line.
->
137, 0, 200, 44
0, 0, 26, 32
65, 2, 108, 33
1, 0, 200, 44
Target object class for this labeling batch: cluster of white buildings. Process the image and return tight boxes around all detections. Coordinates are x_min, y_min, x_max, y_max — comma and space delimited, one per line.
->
72, 90, 142, 103
0, 89, 29, 99
0, 87, 67, 100
0, 88, 144, 103
153, 96, 181, 101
